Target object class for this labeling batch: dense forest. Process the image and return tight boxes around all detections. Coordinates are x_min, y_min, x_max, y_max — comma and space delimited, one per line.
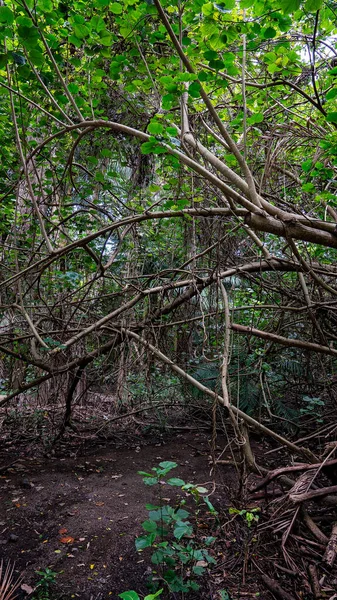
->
1, 0, 337, 598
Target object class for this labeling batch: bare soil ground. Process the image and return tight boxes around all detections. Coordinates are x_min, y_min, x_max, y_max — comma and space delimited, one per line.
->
0, 431, 260, 600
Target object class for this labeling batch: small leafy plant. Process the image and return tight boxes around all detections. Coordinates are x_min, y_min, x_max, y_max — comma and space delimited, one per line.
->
32, 568, 58, 600
135, 461, 217, 594
228, 507, 260, 528
119, 590, 163, 600
300, 395, 324, 423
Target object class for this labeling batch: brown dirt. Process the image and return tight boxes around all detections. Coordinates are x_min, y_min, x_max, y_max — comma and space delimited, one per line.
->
0, 431, 244, 600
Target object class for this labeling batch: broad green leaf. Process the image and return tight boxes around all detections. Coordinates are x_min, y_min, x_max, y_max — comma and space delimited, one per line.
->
111, 2, 123, 13
90, 16, 106, 32
193, 566, 205, 575
173, 522, 193, 539
202, 3, 214, 16
174, 508, 190, 519
0, 6, 14, 24
100, 32, 113, 46
141, 141, 156, 155
68, 83, 79, 93
135, 533, 156, 550
219, 591, 231, 600
118, 592, 139, 600
327, 112, 337, 123
39, 0, 54, 12
144, 590, 163, 600
282, 0, 301, 13
302, 159, 312, 171
188, 82, 201, 98
326, 88, 337, 100
148, 122, 164, 135
73, 24, 90, 39
141, 520, 157, 532
263, 27, 277, 39
158, 461, 177, 470
0, 53, 8, 68
302, 182, 315, 192
204, 50, 217, 61
305, 0, 322, 11
166, 477, 185, 486
29, 49, 44, 67
100, 148, 113, 158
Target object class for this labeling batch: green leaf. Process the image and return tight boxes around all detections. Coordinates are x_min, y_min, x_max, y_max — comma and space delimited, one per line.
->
204, 50, 218, 61
219, 591, 231, 600
263, 27, 277, 39
18, 25, 39, 43
159, 76, 178, 93
143, 476, 159, 485
282, 0, 301, 13
173, 522, 193, 539
174, 508, 190, 519
100, 148, 113, 158
148, 122, 164, 135
141, 141, 156, 155
326, 88, 337, 100
302, 159, 312, 172
100, 30, 112, 45
188, 82, 201, 98
135, 533, 156, 550
327, 112, 337, 123
90, 16, 106, 32
73, 24, 90, 39
144, 590, 163, 600
158, 461, 177, 470
305, 0, 322, 11
118, 593, 140, 600
0, 54, 8, 68
247, 112, 264, 125
39, 0, 54, 12
267, 63, 282, 74
302, 182, 315, 192
192, 566, 205, 575
0, 6, 14, 24
110, 2, 123, 13
215, 0, 236, 10
204, 496, 218, 514
29, 49, 44, 67
166, 478, 185, 486
142, 520, 157, 532
202, 3, 214, 16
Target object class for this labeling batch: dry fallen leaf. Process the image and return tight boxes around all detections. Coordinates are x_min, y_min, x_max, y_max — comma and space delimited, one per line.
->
60, 536, 74, 544
21, 583, 34, 595
95, 502, 104, 507
59, 527, 68, 535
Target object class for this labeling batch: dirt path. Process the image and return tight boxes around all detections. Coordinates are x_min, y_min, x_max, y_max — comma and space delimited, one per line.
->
0, 432, 234, 599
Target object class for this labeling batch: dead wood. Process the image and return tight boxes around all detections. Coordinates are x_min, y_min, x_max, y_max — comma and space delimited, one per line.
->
250, 459, 337, 493
260, 573, 297, 600
302, 509, 329, 545
290, 485, 337, 504
308, 564, 322, 599
323, 522, 337, 568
